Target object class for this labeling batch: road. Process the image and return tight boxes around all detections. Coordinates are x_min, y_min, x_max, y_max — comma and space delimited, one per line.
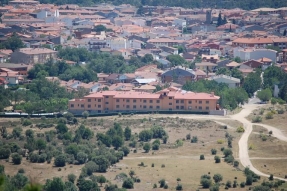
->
230, 104, 287, 181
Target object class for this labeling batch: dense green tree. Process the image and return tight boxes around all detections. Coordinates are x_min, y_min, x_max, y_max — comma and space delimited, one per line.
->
67, 174, 77, 183
166, 55, 185, 66
213, 174, 223, 183
92, 156, 110, 172
112, 136, 124, 150
77, 178, 100, 191
284, 29, 287, 36
257, 88, 272, 101
141, 54, 153, 63
93, 24, 107, 32
124, 127, 131, 141
0, 33, 25, 51
217, 12, 222, 26
77, 152, 88, 164
10, 173, 28, 190
200, 178, 212, 188
143, 143, 151, 153
36, 139, 46, 154
55, 123, 68, 134
253, 185, 271, 191
11, 153, 22, 165
139, 130, 153, 141
97, 175, 106, 186
243, 71, 261, 97
122, 178, 134, 189
54, 154, 66, 167
44, 177, 65, 191
216, 67, 231, 75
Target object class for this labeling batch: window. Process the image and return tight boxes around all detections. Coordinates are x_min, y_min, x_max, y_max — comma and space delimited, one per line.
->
156, 100, 160, 103
181, 100, 184, 104
116, 99, 119, 102
180, 106, 184, 109
71, 104, 74, 108
98, 105, 101, 108
88, 99, 91, 102
149, 100, 153, 103
169, 97, 172, 99
149, 106, 153, 109
176, 106, 179, 109
176, 100, 179, 103
98, 99, 101, 102
133, 105, 136, 109
133, 99, 136, 103
88, 105, 91, 108
94, 104, 97, 107
143, 100, 147, 103
199, 106, 202, 110
116, 105, 119, 108
169, 103, 172, 105
105, 102, 109, 104
188, 101, 192, 104
206, 101, 209, 104
156, 106, 160, 109
206, 106, 209, 110
143, 105, 147, 109
81, 104, 84, 108
126, 105, 130, 109
105, 96, 109, 98
126, 99, 130, 103
199, 101, 202, 104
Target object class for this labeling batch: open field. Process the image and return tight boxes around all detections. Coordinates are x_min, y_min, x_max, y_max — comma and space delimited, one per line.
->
251, 159, 287, 179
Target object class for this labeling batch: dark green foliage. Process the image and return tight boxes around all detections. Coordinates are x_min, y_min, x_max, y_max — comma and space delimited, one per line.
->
213, 174, 223, 183
191, 136, 198, 143
122, 178, 134, 189
143, 143, 151, 153
209, 184, 220, 191
0, 148, 10, 159
97, 175, 106, 186
10, 173, 28, 190
175, 184, 183, 190
214, 156, 221, 163
257, 88, 272, 101
77, 152, 88, 164
77, 178, 100, 191
223, 148, 233, 157
124, 127, 131, 141
211, 149, 217, 155
22, 120, 32, 127
200, 154, 205, 160
253, 185, 271, 191
55, 123, 68, 134
139, 130, 153, 141
54, 154, 66, 167
200, 178, 212, 188
0, 33, 25, 51
246, 175, 253, 185
67, 174, 76, 183
11, 153, 22, 164
92, 156, 110, 172
120, 146, 130, 156
159, 179, 166, 188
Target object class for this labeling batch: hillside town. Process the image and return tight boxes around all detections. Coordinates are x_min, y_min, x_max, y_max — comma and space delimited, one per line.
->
0, 0, 287, 114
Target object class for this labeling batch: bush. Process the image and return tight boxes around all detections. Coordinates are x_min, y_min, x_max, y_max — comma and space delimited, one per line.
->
233, 160, 239, 167
214, 156, 221, 163
278, 109, 285, 114
224, 155, 234, 163
152, 143, 160, 150
269, 174, 274, 181
252, 116, 262, 123
200, 154, 205, 160
186, 133, 191, 140
223, 148, 233, 157
226, 180, 232, 188
240, 182, 245, 188
217, 139, 224, 144
0, 148, 11, 159
163, 184, 168, 189
11, 153, 22, 165
175, 184, 183, 190
68, 173, 76, 183
122, 178, 134, 189
265, 112, 274, 119
211, 148, 217, 155
246, 175, 253, 185
200, 178, 212, 188
213, 173, 223, 183
143, 143, 151, 153
54, 154, 66, 167
260, 134, 268, 141
236, 126, 245, 133
22, 119, 32, 126
191, 136, 198, 143
159, 179, 166, 188
18, 168, 25, 173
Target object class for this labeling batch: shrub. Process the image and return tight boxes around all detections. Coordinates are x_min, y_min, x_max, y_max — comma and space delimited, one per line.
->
223, 148, 233, 157
18, 168, 25, 173
163, 184, 168, 189
175, 184, 183, 190
0, 148, 11, 159
269, 174, 274, 181
265, 112, 274, 119
143, 143, 151, 153
153, 184, 157, 188
213, 173, 223, 183
68, 173, 76, 183
224, 155, 234, 163
217, 139, 224, 144
245, 175, 253, 185
260, 134, 268, 141
152, 143, 160, 150
151, 163, 154, 167
122, 178, 134, 189
233, 160, 239, 167
236, 126, 245, 133
191, 136, 198, 143
211, 148, 217, 155
278, 109, 284, 114
240, 182, 245, 188
252, 116, 262, 123
226, 180, 232, 188
200, 154, 205, 160
159, 179, 166, 188
54, 154, 66, 167
200, 178, 212, 188
186, 133, 191, 140
161, 164, 165, 168
214, 156, 221, 163
22, 119, 32, 126
11, 153, 22, 165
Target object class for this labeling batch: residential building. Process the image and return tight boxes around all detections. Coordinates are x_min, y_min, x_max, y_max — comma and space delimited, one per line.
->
161, 66, 196, 84
10, 48, 57, 64
232, 37, 273, 48
233, 48, 277, 63
208, 75, 240, 88
68, 88, 220, 114
147, 38, 181, 48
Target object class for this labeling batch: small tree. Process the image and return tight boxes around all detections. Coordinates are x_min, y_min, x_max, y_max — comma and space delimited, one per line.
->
122, 178, 134, 189
213, 174, 223, 183
97, 175, 106, 186
54, 154, 66, 167
271, 98, 277, 107
200, 178, 212, 188
191, 136, 198, 143
68, 174, 76, 183
245, 175, 253, 185
269, 174, 274, 181
176, 184, 183, 190
82, 111, 89, 119
214, 156, 221, 163
186, 133, 191, 140
143, 143, 151, 153
233, 160, 239, 167
124, 127, 131, 141
129, 170, 135, 178
211, 148, 217, 155
11, 153, 22, 165
200, 154, 205, 160
159, 179, 166, 188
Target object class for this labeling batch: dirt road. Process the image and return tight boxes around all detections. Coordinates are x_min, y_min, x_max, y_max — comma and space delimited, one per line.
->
231, 104, 287, 180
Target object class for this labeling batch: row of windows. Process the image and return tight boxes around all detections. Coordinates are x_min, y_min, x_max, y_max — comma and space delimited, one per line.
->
116, 105, 161, 109
87, 98, 209, 104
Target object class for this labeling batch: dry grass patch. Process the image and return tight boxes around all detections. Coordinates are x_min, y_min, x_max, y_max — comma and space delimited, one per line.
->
251, 159, 287, 179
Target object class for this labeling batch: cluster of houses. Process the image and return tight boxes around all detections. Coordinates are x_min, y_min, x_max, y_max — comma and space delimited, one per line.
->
1, 1, 287, 113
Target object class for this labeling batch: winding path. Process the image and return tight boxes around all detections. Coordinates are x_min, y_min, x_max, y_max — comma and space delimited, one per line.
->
230, 104, 287, 181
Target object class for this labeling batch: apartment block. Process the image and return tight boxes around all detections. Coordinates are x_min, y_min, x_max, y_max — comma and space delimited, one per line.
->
10, 48, 57, 64
68, 88, 220, 114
